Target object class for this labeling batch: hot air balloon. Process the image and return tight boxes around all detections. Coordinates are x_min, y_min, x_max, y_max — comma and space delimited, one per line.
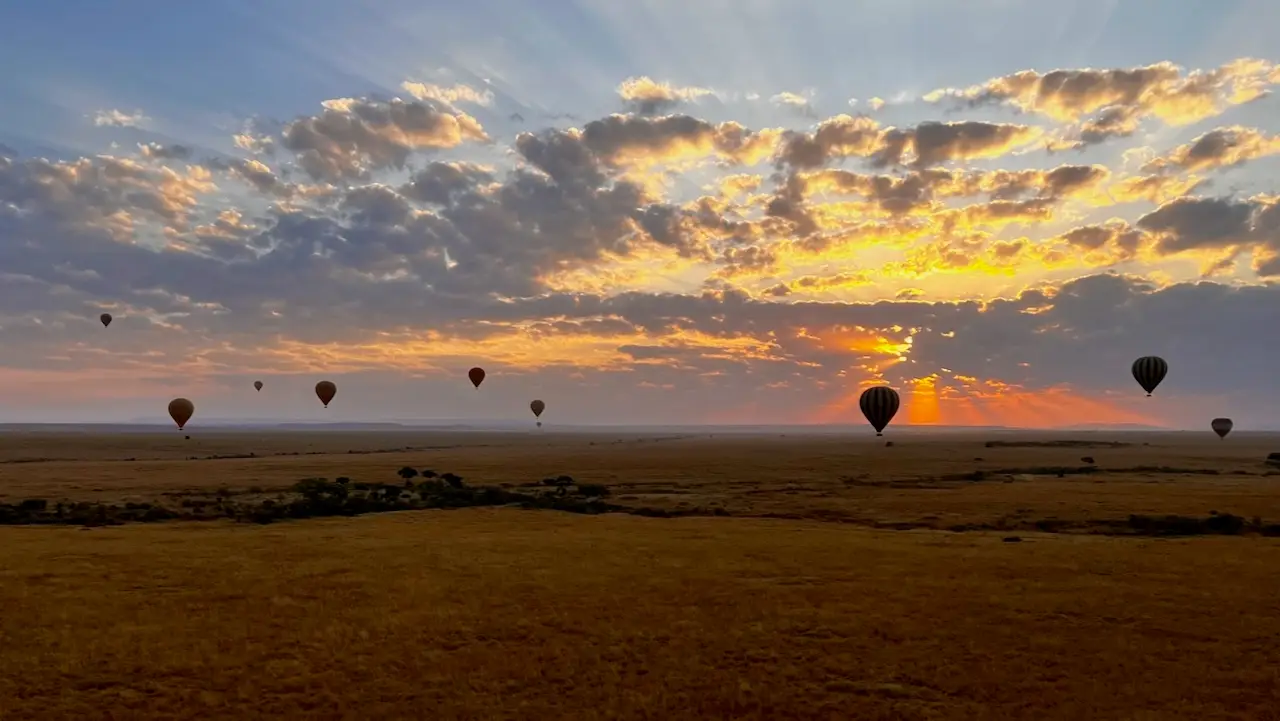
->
253, 381, 263, 392
530, 399, 545, 427
1132, 356, 1168, 397
468, 367, 486, 388
168, 398, 194, 431
99, 313, 112, 328
1211, 417, 1233, 439
315, 380, 336, 408
859, 386, 900, 437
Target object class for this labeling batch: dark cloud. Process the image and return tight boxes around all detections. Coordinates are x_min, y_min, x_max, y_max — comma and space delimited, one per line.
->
925, 59, 1280, 148
279, 97, 489, 182
773, 117, 1041, 170
1142, 126, 1280, 175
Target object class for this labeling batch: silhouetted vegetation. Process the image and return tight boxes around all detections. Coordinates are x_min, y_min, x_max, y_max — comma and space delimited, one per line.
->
0, 465, 640, 527
984, 440, 1132, 449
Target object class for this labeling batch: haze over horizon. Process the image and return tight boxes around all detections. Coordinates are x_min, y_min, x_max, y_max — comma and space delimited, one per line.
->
1, 0, 1278, 429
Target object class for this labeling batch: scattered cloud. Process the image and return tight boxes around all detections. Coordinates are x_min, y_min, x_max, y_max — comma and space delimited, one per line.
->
92, 109, 149, 128
616, 77, 716, 115
4, 56, 1280, 426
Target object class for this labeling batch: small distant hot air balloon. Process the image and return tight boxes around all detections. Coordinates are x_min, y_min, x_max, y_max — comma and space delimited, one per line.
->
530, 399, 545, 427
1211, 417, 1233, 439
1132, 356, 1168, 397
253, 381, 263, 392
168, 398, 194, 431
468, 367, 486, 388
859, 386, 900, 437
99, 313, 112, 328
315, 381, 336, 408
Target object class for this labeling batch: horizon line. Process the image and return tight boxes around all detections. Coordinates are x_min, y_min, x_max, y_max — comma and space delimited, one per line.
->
0, 420, 1260, 432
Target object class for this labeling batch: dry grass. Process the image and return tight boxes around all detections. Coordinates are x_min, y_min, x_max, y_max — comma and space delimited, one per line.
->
3, 429, 1280, 719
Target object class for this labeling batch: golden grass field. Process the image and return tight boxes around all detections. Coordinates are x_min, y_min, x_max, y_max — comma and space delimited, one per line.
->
2, 428, 1280, 719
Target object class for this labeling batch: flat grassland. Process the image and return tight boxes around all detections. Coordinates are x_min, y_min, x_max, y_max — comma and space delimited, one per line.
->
2, 429, 1280, 719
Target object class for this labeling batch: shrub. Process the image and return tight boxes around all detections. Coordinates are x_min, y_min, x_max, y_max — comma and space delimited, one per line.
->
440, 473, 464, 489
397, 466, 420, 481
420, 469, 438, 478
292, 478, 349, 503
576, 484, 610, 497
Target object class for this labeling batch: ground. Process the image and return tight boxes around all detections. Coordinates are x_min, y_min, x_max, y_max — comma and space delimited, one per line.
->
2, 429, 1279, 719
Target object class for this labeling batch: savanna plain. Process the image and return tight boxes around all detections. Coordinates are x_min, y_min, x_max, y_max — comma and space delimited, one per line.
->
2, 428, 1280, 720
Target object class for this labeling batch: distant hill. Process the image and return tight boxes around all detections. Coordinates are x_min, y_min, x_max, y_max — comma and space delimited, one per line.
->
1055, 423, 1168, 431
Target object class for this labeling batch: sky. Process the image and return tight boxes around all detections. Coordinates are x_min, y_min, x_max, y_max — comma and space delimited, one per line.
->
0, 0, 1279, 428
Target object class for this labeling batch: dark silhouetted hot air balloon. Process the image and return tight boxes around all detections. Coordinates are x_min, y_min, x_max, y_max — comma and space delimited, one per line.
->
168, 398, 194, 431
1132, 356, 1168, 396
1211, 417, 1233, 439
859, 386, 900, 437
530, 399, 545, 427
99, 313, 112, 328
468, 367, 486, 388
253, 380, 263, 392
315, 380, 336, 408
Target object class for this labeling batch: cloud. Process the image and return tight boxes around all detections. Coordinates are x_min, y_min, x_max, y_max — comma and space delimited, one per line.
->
400, 81, 495, 108
770, 91, 816, 118
773, 115, 1042, 170
616, 77, 716, 115
3, 58, 1280, 426
280, 97, 489, 182
92, 109, 150, 128
1141, 126, 1280, 175
925, 59, 1280, 148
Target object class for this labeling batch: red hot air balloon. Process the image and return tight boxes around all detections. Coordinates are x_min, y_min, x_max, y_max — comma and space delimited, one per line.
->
168, 398, 194, 431
253, 380, 263, 392
859, 386, 900, 437
315, 380, 336, 408
530, 399, 545, 427
468, 367, 486, 388
99, 313, 113, 328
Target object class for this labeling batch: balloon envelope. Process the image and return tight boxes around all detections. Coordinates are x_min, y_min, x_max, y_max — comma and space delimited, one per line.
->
315, 380, 337, 407
168, 398, 194, 430
1132, 356, 1168, 396
468, 367, 486, 388
1211, 417, 1233, 439
530, 399, 545, 418
99, 313, 112, 328
859, 386, 900, 436
253, 380, 263, 391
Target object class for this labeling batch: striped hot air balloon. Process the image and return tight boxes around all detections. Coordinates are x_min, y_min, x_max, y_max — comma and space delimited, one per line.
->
1131, 356, 1168, 396
859, 386, 900, 437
